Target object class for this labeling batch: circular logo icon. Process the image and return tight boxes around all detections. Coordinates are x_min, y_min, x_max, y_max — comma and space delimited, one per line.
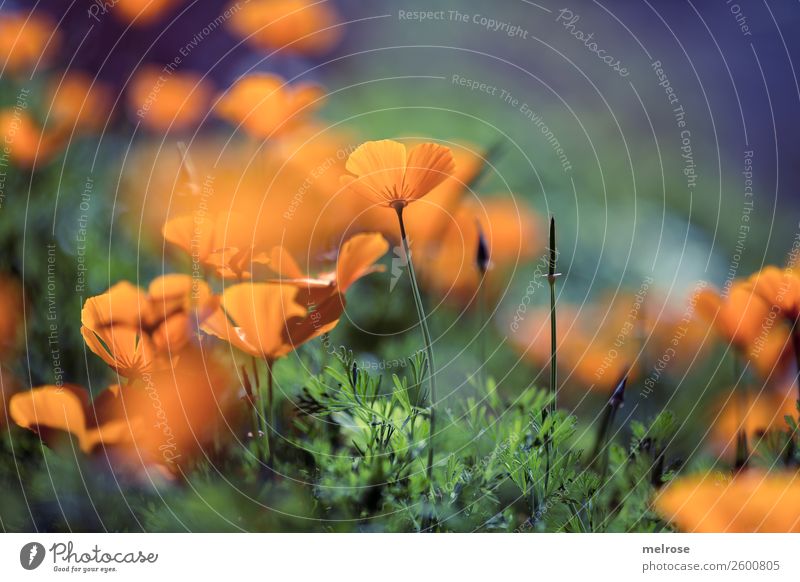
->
20, 542, 46, 570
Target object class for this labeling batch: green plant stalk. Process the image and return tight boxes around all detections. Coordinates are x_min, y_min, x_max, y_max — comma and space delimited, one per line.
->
544, 217, 558, 493
266, 359, 275, 464
548, 216, 558, 415
478, 280, 487, 393
394, 203, 436, 485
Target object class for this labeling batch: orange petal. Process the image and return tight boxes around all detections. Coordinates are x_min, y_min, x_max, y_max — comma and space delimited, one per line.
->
403, 142, 455, 202
336, 233, 389, 292
10, 386, 93, 452
344, 140, 407, 203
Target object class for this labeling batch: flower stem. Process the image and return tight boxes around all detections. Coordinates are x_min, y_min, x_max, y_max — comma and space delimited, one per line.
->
394, 203, 437, 484
544, 217, 558, 493
267, 359, 275, 463
547, 216, 558, 414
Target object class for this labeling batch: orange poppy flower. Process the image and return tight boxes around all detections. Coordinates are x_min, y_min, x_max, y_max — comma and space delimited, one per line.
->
111, 0, 180, 26
201, 283, 324, 361
81, 276, 215, 376
215, 74, 323, 140
745, 266, 800, 321
654, 471, 800, 532
105, 349, 237, 466
47, 72, 113, 134
81, 282, 158, 377
268, 232, 389, 302
362, 142, 488, 248
226, 0, 342, 55
0, 108, 60, 167
709, 389, 797, 457
163, 211, 269, 280
340, 140, 455, 209
9, 385, 130, 454
0, 12, 59, 74
694, 283, 791, 377
128, 67, 213, 132
202, 235, 387, 360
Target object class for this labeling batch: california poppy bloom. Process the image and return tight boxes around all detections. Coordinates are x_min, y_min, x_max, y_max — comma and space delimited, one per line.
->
201, 284, 323, 361
0, 109, 60, 167
47, 72, 113, 134
360, 142, 489, 249
745, 266, 800, 321
340, 139, 455, 209
654, 471, 800, 532
105, 349, 237, 467
226, 0, 342, 55
0, 11, 59, 74
268, 232, 389, 302
128, 67, 213, 132
162, 211, 269, 280
340, 140, 454, 483
694, 283, 791, 377
9, 384, 130, 454
215, 74, 323, 140
744, 265, 800, 398
81, 276, 215, 376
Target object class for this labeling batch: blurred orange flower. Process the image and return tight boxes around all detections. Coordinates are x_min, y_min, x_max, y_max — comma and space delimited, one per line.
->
128, 67, 213, 132
47, 72, 113, 134
654, 471, 800, 532
745, 266, 800, 322
510, 304, 634, 392
340, 140, 455, 209
709, 389, 797, 457
163, 211, 270, 280
694, 283, 790, 377
0, 108, 60, 167
111, 0, 180, 26
216, 74, 323, 140
107, 349, 237, 466
0, 11, 59, 74
81, 276, 215, 376
226, 0, 342, 55
9, 384, 130, 454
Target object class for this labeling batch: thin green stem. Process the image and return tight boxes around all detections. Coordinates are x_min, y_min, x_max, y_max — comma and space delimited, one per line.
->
548, 217, 558, 415
545, 217, 558, 493
478, 279, 487, 393
267, 359, 275, 463
394, 203, 436, 485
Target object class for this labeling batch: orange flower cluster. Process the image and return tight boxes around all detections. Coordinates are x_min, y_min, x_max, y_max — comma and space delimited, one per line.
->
11, 228, 389, 470
0, 71, 113, 167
